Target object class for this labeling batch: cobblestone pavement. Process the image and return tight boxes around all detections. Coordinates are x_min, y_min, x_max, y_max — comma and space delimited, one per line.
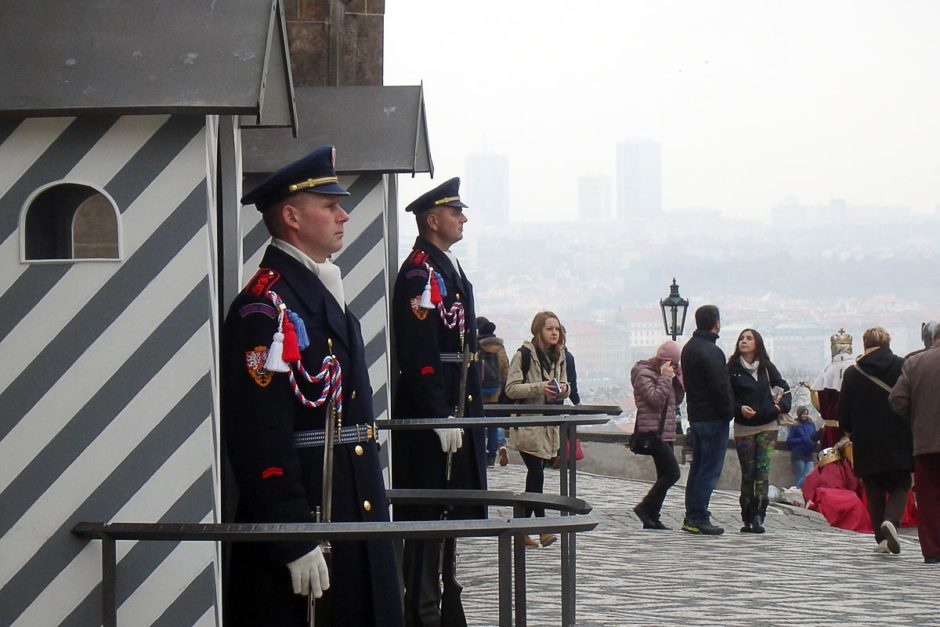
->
456, 465, 939, 626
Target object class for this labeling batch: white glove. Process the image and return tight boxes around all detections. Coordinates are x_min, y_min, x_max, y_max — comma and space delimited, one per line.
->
286, 546, 330, 597
433, 425, 463, 453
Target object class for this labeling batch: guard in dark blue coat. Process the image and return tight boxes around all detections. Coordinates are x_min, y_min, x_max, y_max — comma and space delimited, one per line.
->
391, 177, 486, 626
221, 146, 403, 626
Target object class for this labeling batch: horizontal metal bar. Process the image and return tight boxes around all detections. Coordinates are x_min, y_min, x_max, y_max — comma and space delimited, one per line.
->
71, 515, 598, 543
376, 415, 610, 430
386, 489, 592, 515
483, 404, 622, 416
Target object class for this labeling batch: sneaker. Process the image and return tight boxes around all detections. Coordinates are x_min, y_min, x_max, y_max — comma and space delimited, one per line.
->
684, 518, 724, 535
497, 447, 509, 466
645, 519, 669, 530
698, 521, 725, 535
681, 519, 701, 534
924, 556, 939, 563
881, 521, 901, 555
539, 533, 558, 547
486, 456, 496, 468
523, 535, 538, 547
873, 540, 890, 554
751, 518, 765, 534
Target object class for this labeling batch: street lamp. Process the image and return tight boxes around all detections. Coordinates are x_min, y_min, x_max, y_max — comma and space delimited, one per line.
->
660, 278, 689, 341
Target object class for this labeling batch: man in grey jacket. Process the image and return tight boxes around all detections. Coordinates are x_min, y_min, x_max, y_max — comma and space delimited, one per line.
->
889, 320, 940, 564
680, 305, 734, 535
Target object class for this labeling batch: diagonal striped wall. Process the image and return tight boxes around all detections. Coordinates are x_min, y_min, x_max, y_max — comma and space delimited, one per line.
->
240, 173, 392, 440
0, 115, 220, 626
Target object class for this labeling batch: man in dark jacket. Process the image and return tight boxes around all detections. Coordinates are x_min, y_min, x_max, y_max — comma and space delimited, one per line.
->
679, 305, 734, 535
392, 177, 486, 626
838, 326, 912, 555
221, 146, 403, 626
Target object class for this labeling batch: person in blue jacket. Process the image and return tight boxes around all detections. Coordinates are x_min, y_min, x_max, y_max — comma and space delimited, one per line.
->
787, 406, 819, 488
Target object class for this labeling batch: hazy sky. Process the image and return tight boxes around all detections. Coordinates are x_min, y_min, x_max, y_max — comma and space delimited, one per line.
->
384, 0, 940, 222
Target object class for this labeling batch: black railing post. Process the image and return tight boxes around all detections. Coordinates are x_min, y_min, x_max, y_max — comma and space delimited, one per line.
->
102, 535, 117, 627
497, 530, 512, 626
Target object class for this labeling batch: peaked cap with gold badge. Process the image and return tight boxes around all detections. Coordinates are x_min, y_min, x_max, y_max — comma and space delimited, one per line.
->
241, 145, 350, 211
404, 177, 468, 214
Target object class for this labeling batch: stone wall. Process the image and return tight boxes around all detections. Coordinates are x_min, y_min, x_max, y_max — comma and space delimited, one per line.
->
282, 0, 384, 86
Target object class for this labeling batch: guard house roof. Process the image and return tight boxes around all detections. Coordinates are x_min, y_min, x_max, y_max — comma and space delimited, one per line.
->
241, 86, 434, 175
0, 0, 296, 131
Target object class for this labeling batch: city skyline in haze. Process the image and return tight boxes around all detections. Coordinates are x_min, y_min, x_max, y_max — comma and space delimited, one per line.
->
385, 0, 940, 224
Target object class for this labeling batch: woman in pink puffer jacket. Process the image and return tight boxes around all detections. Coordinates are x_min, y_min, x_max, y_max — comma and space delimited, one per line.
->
630, 340, 685, 529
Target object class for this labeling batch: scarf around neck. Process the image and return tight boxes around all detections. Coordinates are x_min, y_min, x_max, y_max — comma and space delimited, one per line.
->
740, 356, 761, 380
271, 238, 346, 311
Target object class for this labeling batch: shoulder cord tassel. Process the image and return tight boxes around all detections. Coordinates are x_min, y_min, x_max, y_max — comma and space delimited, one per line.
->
418, 265, 434, 309
288, 311, 310, 351
264, 290, 342, 411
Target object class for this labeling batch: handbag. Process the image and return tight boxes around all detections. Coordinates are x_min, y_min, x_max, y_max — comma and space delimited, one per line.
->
766, 368, 796, 426
629, 400, 668, 455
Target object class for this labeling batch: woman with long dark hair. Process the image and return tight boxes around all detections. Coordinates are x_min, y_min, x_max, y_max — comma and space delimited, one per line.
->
505, 311, 570, 547
728, 328, 790, 533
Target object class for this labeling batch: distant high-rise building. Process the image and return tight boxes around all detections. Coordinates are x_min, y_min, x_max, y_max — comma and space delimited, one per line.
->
577, 175, 611, 221
465, 152, 509, 224
615, 141, 661, 219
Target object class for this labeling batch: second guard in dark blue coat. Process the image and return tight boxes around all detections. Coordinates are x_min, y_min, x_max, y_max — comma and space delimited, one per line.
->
221, 146, 403, 626
391, 177, 486, 626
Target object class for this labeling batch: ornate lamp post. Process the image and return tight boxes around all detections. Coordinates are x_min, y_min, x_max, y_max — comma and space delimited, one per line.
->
659, 278, 690, 436
659, 279, 689, 341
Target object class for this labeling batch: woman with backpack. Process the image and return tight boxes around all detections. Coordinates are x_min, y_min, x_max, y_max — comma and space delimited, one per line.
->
505, 311, 570, 547
630, 340, 684, 529
477, 316, 510, 466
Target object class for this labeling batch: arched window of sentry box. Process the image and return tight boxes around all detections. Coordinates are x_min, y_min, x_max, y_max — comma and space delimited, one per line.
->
21, 182, 121, 262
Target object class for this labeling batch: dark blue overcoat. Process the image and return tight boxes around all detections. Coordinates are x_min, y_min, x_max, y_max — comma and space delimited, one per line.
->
391, 236, 487, 521
221, 245, 402, 626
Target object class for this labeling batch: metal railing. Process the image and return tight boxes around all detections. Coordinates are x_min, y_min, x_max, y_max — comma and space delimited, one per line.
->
73, 490, 596, 627
379, 408, 619, 626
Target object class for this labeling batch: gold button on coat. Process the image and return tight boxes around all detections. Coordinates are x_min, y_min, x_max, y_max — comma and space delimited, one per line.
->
355, 445, 364, 456
467, 395, 473, 402
363, 500, 372, 511
351, 390, 357, 400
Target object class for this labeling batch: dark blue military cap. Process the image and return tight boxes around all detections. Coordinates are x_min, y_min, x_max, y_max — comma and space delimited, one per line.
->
241, 145, 349, 211
405, 177, 469, 214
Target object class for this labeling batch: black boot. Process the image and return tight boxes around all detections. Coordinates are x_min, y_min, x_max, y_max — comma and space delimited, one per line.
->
740, 503, 754, 532
751, 516, 765, 534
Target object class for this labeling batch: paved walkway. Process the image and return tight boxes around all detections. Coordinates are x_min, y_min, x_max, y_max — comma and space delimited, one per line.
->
457, 465, 939, 626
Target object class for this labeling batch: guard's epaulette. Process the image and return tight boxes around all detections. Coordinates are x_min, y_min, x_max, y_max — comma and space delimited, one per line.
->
244, 268, 280, 297
409, 249, 428, 266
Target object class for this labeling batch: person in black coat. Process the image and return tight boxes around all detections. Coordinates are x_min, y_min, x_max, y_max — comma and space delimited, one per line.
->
221, 146, 403, 626
391, 177, 485, 626
728, 328, 790, 533
838, 326, 913, 555
680, 305, 734, 535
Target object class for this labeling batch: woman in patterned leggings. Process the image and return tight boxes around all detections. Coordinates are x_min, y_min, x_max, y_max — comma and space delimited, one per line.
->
728, 329, 790, 533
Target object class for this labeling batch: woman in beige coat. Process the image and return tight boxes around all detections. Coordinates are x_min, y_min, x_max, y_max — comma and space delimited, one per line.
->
505, 311, 570, 546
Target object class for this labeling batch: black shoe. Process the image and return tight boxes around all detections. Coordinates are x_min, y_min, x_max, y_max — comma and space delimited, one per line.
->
740, 523, 753, 533
751, 518, 765, 534
633, 504, 658, 528
644, 519, 670, 530
925, 556, 940, 564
